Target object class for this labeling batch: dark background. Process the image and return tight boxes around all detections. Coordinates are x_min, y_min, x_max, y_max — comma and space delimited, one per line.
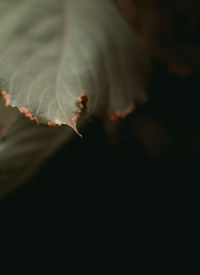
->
0, 59, 199, 215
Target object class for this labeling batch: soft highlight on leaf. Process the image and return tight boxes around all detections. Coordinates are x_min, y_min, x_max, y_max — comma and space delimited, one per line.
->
0, 0, 151, 134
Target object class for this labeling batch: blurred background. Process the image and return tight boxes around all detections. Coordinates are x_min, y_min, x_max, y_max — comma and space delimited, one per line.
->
1, 0, 200, 213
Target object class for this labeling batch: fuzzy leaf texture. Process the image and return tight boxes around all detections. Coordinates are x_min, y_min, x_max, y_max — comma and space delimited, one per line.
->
0, 0, 150, 134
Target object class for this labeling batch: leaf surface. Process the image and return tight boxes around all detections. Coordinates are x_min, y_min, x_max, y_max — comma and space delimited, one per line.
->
0, 0, 150, 133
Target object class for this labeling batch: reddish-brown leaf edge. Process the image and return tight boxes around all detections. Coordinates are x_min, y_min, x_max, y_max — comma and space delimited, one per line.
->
1, 90, 138, 136
1, 90, 89, 137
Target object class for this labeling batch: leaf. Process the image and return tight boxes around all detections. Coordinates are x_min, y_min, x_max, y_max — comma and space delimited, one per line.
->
0, 0, 151, 134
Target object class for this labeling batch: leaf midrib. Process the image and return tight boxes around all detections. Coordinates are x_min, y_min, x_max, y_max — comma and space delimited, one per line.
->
55, 0, 73, 125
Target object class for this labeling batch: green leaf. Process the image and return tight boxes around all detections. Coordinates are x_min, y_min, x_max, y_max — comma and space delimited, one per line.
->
0, 0, 150, 134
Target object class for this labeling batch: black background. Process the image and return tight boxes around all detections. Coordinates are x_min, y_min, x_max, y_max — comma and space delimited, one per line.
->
0, 60, 199, 215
